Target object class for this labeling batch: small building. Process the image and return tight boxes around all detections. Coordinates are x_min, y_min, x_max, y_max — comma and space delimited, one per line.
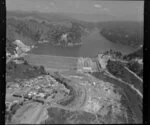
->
83, 67, 92, 73
61, 33, 68, 42
36, 93, 45, 98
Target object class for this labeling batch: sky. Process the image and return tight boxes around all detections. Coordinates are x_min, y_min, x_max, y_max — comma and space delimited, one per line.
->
6, 0, 144, 21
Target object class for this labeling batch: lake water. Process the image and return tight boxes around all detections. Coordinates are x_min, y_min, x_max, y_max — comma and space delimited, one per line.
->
29, 29, 136, 57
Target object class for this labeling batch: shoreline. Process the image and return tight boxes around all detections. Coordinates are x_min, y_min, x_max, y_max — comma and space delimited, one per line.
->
26, 53, 79, 59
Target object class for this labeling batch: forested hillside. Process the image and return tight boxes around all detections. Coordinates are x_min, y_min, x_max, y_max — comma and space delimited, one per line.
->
99, 21, 143, 48
7, 11, 95, 47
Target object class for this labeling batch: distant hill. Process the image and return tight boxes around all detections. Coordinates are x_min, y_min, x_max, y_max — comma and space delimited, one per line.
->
98, 21, 143, 29
64, 13, 119, 22
7, 11, 77, 23
7, 10, 96, 28
7, 11, 121, 23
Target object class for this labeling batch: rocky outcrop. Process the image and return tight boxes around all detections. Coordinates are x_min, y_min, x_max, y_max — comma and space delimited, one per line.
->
6, 40, 32, 64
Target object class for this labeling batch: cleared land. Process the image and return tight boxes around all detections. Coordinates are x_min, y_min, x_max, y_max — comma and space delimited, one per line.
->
24, 54, 78, 72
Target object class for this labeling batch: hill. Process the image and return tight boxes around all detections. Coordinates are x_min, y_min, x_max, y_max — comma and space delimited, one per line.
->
7, 11, 77, 23
99, 21, 143, 48
6, 58, 47, 84
7, 11, 95, 47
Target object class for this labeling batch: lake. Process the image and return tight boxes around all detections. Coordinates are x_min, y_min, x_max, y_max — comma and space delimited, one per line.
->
29, 29, 137, 57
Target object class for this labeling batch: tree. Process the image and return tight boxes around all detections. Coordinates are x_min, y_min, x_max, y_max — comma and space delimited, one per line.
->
39, 65, 47, 74
24, 60, 28, 65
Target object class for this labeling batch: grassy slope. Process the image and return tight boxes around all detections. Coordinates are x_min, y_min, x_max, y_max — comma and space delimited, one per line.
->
6, 59, 47, 83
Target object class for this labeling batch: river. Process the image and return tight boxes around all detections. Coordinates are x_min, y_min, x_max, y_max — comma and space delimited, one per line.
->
29, 29, 137, 57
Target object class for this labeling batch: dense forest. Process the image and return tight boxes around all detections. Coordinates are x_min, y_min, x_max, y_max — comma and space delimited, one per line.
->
106, 59, 143, 93
123, 46, 143, 60
6, 58, 47, 83
123, 47, 143, 78
6, 11, 96, 48
7, 17, 85, 47
105, 46, 143, 79
99, 21, 143, 48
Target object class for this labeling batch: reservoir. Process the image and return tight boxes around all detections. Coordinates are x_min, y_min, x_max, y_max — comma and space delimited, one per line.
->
29, 29, 137, 57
